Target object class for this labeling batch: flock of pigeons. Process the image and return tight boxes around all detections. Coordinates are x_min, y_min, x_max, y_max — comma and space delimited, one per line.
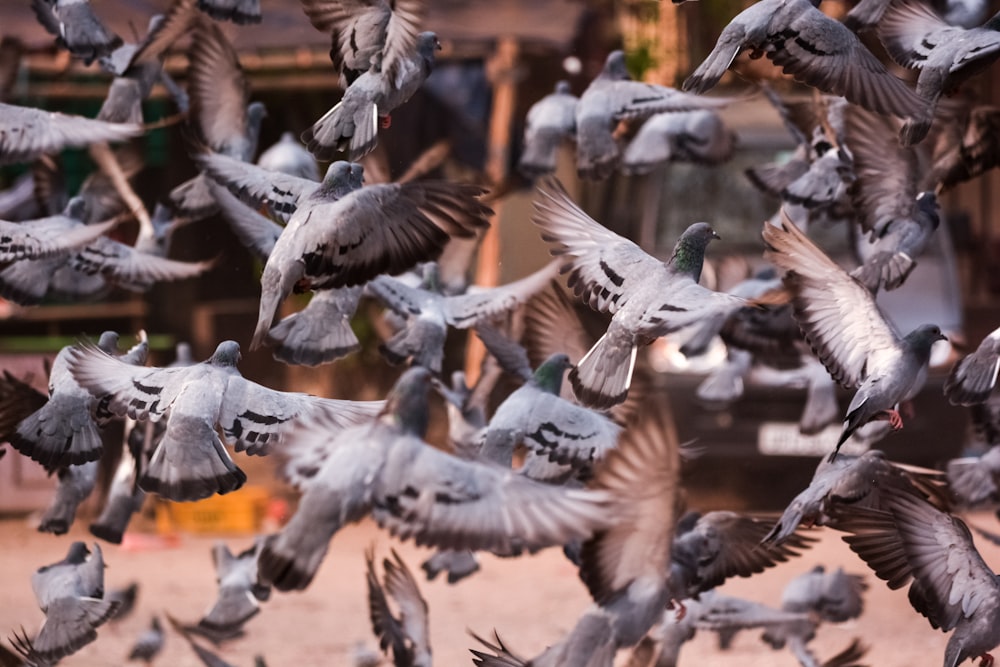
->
4, 0, 1000, 665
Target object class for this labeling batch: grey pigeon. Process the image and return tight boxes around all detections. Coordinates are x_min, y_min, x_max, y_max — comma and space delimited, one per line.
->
575, 51, 732, 180
299, 0, 423, 86
879, 1, 1000, 145
532, 178, 745, 409
419, 548, 480, 585
368, 261, 557, 374
195, 541, 271, 637
38, 460, 99, 536
256, 132, 319, 181
0, 207, 118, 262
107, 582, 139, 623
127, 616, 164, 664
475, 326, 621, 469
9, 331, 146, 471
198, 0, 262, 24
762, 213, 947, 456
0, 103, 141, 166
683, 0, 928, 128
170, 17, 267, 219
946, 325, 1000, 405
835, 492, 1000, 667
366, 549, 431, 667
89, 443, 145, 544
946, 444, 1000, 507
519, 80, 579, 178
258, 367, 613, 591
31, 0, 122, 64
621, 109, 736, 175
11, 542, 119, 664
66, 340, 384, 501
763, 449, 949, 544
303, 31, 440, 160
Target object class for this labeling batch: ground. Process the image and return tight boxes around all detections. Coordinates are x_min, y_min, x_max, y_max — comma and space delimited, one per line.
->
3, 510, 1000, 667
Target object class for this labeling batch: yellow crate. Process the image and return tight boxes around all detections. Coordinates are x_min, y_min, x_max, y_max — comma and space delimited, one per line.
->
155, 486, 270, 535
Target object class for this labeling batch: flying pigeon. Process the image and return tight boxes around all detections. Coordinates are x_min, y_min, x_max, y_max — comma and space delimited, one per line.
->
38, 460, 99, 536
519, 80, 579, 178
575, 50, 732, 180
368, 261, 558, 374
89, 444, 146, 544
31, 0, 122, 64
946, 326, 1000, 406
532, 177, 745, 409
127, 616, 164, 664
258, 366, 614, 591
947, 444, 1000, 507
299, 0, 424, 86
9, 331, 147, 471
256, 132, 319, 181
0, 207, 119, 263
835, 491, 1000, 667
107, 582, 139, 624
0, 103, 141, 167
762, 213, 947, 456
198, 0, 261, 24
303, 31, 440, 160
621, 109, 737, 175
366, 548, 431, 667
195, 541, 271, 637
66, 339, 385, 501
683, 0, 929, 129
11, 542, 119, 664
879, 0, 1000, 145
763, 449, 949, 544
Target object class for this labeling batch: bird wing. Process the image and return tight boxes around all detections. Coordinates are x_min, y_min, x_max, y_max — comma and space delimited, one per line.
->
382, 549, 431, 663
187, 18, 252, 156
762, 215, 901, 388
197, 151, 318, 222
367, 273, 434, 318
515, 392, 621, 468
0, 103, 141, 166
209, 180, 283, 261
366, 547, 411, 664
444, 262, 560, 328
878, 0, 957, 70
0, 216, 115, 262
69, 237, 213, 291
531, 178, 666, 315
945, 327, 1000, 406
474, 325, 534, 383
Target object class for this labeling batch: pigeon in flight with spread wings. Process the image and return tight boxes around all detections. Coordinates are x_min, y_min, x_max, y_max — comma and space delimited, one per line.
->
762, 214, 947, 458
299, 0, 424, 87
258, 366, 614, 591
532, 178, 746, 409
945, 325, 1000, 406
65, 340, 385, 502
0, 202, 119, 263
31, 0, 122, 64
683, 0, 929, 131
0, 103, 141, 167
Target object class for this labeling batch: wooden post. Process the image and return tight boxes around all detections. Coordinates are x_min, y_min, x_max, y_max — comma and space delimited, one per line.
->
465, 36, 519, 384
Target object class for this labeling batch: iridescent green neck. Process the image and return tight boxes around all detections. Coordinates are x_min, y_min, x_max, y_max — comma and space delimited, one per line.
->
533, 355, 568, 394
668, 236, 706, 280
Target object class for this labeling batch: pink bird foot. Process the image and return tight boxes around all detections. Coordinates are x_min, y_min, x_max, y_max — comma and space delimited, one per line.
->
876, 409, 904, 430
979, 653, 993, 667
669, 598, 687, 621
381, 115, 392, 129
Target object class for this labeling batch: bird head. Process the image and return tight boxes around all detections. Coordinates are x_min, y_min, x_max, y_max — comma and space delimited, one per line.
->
97, 331, 121, 354
668, 222, 720, 280
601, 50, 630, 81
382, 367, 432, 437
210, 341, 242, 366
906, 324, 948, 353
532, 353, 573, 394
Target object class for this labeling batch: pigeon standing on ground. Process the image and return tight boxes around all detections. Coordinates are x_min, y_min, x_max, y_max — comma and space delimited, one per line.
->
303, 31, 440, 160
366, 549, 431, 667
0, 103, 141, 167
258, 366, 614, 591
66, 339, 384, 501
195, 541, 271, 638
127, 616, 164, 664
11, 542, 119, 664
518, 80, 579, 178
762, 214, 947, 457
682, 0, 929, 130
945, 325, 1000, 405
31, 0, 122, 64
532, 178, 745, 409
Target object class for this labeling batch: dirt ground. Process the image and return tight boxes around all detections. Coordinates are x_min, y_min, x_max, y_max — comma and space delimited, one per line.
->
3, 510, 1000, 667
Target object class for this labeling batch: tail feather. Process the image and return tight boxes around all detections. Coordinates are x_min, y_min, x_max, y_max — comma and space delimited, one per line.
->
12, 397, 104, 470
140, 420, 246, 502
850, 251, 916, 293
266, 311, 360, 367
569, 327, 637, 410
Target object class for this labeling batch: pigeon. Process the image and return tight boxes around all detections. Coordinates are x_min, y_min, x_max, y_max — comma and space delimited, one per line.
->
946, 444, 1000, 507
66, 339, 384, 501
519, 80, 579, 178
419, 548, 481, 585
303, 31, 440, 160
834, 491, 1000, 667
256, 132, 319, 181
763, 449, 949, 544
574, 50, 732, 180
0, 208, 119, 262
878, 0, 1000, 145
368, 261, 558, 374
532, 178, 745, 409
127, 616, 164, 664
11, 542, 119, 664
762, 213, 948, 457
197, 0, 261, 24
166, 613, 241, 667
31, 0, 122, 64
620, 109, 737, 175
89, 444, 146, 544
170, 17, 267, 219
258, 366, 614, 591
475, 326, 621, 469
945, 326, 1000, 406
366, 549, 431, 667
299, 0, 424, 87
106, 582, 139, 624
38, 460, 99, 536
195, 541, 271, 637
0, 103, 141, 167
682, 0, 929, 129
9, 331, 147, 471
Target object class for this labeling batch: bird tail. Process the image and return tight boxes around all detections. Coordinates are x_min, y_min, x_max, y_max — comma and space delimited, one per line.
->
140, 419, 246, 502
850, 252, 915, 293
266, 310, 360, 367
762, 501, 806, 546
569, 326, 636, 410
258, 514, 338, 592
38, 466, 97, 535
90, 487, 145, 544
252, 285, 284, 351
31, 597, 120, 663
197, 587, 261, 635
12, 397, 104, 470
302, 99, 379, 162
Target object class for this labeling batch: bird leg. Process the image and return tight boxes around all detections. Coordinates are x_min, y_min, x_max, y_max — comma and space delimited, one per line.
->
381, 115, 392, 129
874, 409, 904, 430
668, 598, 687, 621
979, 653, 994, 667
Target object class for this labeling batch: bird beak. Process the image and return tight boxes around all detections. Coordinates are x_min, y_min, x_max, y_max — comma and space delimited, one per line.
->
712, 230, 721, 240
